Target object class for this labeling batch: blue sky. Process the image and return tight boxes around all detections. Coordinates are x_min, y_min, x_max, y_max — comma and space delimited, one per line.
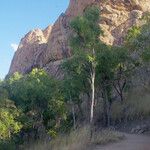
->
0, 0, 69, 79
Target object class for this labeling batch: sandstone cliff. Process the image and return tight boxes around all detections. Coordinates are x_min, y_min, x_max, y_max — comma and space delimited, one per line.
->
9, 25, 52, 74
9, 0, 150, 78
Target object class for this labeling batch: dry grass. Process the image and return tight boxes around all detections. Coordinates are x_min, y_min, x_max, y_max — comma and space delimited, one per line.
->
111, 86, 150, 121
49, 126, 90, 150
26, 126, 90, 150
26, 126, 124, 150
92, 129, 124, 145
125, 88, 150, 119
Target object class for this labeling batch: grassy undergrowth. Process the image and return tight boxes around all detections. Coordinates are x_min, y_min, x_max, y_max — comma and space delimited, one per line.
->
111, 87, 150, 122
26, 126, 124, 150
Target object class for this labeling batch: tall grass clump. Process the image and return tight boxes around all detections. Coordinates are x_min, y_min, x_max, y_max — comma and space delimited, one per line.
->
26, 126, 124, 150
111, 86, 150, 122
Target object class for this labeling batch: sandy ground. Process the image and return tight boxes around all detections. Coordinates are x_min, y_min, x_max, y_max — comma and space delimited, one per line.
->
94, 134, 150, 150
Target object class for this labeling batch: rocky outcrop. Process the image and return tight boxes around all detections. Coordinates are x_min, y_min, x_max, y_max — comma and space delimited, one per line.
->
9, 26, 52, 74
9, 0, 150, 78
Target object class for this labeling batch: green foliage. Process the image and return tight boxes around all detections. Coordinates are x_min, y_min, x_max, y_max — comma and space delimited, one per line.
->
68, 5, 102, 83
126, 12, 150, 62
142, 48, 150, 62
70, 5, 101, 56
0, 93, 22, 141
4, 69, 62, 113
1, 68, 69, 147
125, 26, 141, 50
62, 55, 89, 102
0, 107, 22, 140
43, 97, 67, 132
0, 83, 21, 149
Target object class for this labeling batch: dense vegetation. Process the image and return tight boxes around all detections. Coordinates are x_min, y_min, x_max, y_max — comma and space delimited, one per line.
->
0, 6, 150, 150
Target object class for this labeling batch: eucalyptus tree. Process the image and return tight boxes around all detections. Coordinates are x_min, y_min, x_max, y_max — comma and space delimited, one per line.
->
69, 6, 102, 126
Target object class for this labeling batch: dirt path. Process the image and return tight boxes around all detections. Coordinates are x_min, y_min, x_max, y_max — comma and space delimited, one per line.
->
94, 134, 150, 150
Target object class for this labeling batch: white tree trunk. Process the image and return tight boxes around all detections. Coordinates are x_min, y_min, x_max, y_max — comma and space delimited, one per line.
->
90, 64, 96, 124
72, 104, 76, 130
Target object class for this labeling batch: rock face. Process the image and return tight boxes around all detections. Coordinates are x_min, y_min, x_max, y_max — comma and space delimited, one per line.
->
9, 26, 52, 74
9, 0, 150, 77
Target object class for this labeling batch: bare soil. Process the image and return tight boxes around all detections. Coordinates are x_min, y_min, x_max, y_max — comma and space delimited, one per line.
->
94, 133, 150, 150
